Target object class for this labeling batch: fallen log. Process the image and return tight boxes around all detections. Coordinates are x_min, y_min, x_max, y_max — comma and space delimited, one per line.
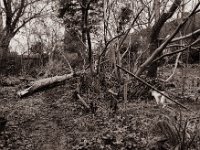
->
17, 72, 75, 97
116, 65, 189, 111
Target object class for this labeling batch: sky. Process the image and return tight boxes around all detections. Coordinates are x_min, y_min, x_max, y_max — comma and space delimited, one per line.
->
10, 17, 65, 54
6, 0, 65, 54
8, 0, 199, 54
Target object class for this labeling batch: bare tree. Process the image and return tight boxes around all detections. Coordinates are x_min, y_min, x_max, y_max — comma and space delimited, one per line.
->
146, 0, 181, 77
0, 0, 50, 70
136, 1, 200, 77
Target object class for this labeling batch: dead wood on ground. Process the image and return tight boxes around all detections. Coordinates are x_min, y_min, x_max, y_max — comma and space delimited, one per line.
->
116, 65, 189, 111
17, 72, 83, 97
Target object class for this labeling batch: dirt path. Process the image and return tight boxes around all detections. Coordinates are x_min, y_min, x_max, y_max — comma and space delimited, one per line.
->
0, 81, 200, 149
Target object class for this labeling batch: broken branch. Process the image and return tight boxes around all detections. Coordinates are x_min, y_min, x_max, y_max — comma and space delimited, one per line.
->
116, 65, 189, 111
17, 71, 85, 97
76, 93, 90, 109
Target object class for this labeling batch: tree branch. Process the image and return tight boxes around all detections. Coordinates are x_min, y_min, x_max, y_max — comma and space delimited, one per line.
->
153, 37, 200, 62
11, 0, 25, 30
3, 0, 13, 30
13, 5, 46, 35
149, 0, 181, 44
116, 65, 189, 110
170, 28, 200, 43
97, 6, 145, 73
135, 2, 200, 76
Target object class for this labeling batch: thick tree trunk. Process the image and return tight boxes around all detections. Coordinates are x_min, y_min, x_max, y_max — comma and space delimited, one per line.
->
81, 0, 87, 45
0, 45, 8, 61
147, 43, 159, 77
147, 0, 181, 78
147, 0, 161, 77
0, 7, 8, 72
135, 5, 200, 77
0, 40, 10, 74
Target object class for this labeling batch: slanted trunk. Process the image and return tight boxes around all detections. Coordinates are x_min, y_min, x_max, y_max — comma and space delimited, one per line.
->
147, 0, 181, 78
147, 43, 159, 77
147, 0, 161, 78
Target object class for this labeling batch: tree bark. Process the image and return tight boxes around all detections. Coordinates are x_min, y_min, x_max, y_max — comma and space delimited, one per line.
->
0, 37, 11, 73
0, 0, 44, 73
17, 72, 75, 97
147, 0, 181, 77
81, 0, 87, 44
136, 1, 200, 77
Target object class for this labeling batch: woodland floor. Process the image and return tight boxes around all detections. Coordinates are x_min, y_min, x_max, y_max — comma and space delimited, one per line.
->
0, 66, 200, 150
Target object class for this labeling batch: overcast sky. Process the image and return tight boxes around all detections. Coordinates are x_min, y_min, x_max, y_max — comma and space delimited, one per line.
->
9, 0, 199, 54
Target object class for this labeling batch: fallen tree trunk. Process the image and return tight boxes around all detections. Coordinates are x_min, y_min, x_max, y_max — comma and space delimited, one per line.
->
17, 72, 76, 97
116, 65, 189, 111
